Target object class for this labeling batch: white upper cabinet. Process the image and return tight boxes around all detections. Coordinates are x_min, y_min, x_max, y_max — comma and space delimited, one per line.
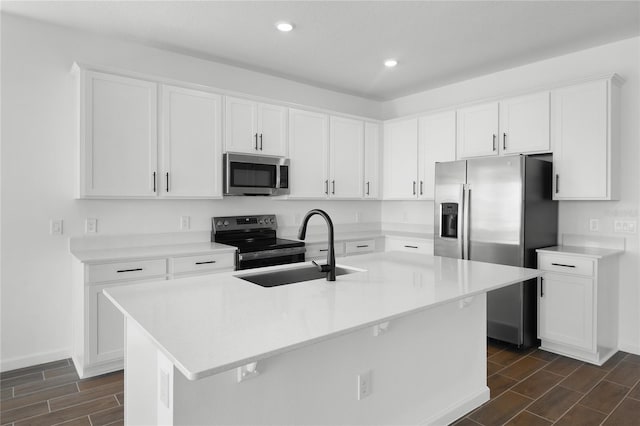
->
552, 77, 621, 200
499, 92, 550, 155
224, 96, 287, 156
79, 70, 158, 198
456, 102, 499, 159
288, 108, 329, 198
329, 116, 364, 199
160, 85, 222, 198
363, 122, 381, 199
383, 118, 419, 199
418, 110, 457, 199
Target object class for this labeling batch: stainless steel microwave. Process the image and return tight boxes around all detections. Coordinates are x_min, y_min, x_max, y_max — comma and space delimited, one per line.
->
223, 153, 290, 196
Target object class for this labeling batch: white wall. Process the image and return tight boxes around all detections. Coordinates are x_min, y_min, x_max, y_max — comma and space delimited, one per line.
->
381, 37, 640, 354
0, 14, 381, 369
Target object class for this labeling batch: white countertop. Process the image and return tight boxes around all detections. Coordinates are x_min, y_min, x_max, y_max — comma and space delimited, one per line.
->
536, 245, 624, 259
105, 252, 542, 380
71, 242, 236, 263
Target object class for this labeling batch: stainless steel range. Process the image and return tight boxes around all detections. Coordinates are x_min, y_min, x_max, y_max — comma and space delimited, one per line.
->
211, 214, 306, 270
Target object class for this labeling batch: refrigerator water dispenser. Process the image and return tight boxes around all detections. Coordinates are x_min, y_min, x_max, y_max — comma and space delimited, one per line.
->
440, 203, 458, 238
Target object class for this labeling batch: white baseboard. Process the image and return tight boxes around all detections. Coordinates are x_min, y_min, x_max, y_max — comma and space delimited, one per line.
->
619, 342, 640, 356
422, 386, 490, 426
1, 348, 71, 373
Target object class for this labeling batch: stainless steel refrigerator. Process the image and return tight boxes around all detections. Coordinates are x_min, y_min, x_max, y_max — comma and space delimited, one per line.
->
434, 155, 558, 348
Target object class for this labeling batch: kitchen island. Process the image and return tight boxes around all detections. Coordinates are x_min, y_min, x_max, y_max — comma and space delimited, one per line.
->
105, 252, 543, 425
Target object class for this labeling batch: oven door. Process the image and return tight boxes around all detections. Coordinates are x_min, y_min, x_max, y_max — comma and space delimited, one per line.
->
224, 153, 290, 196
237, 247, 306, 270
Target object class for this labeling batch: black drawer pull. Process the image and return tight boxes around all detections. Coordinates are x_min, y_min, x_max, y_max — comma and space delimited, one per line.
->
356, 245, 369, 248
117, 268, 143, 273
540, 277, 544, 297
195, 261, 216, 265
319, 249, 328, 252
551, 263, 575, 268
404, 245, 419, 249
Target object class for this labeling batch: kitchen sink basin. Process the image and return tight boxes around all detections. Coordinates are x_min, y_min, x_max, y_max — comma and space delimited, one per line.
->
237, 265, 360, 287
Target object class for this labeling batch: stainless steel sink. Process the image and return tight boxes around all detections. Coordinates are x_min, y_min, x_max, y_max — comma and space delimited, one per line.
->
236, 265, 359, 287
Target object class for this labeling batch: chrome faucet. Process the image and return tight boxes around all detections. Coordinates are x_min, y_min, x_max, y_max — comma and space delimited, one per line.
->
298, 209, 336, 281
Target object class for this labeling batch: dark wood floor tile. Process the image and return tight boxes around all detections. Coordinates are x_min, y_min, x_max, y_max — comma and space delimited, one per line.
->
14, 396, 118, 426
89, 405, 123, 426
602, 397, 640, 425
1, 383, 78, 412
13, 373, 79, 397
579, 380, 630, 414
77, 371, 123, 392
605, 360, 640, 387
57, 416, 91, 426
469, 391, 533, 426
0, 360, 69, 381
104, 420, 123, 426
451, 416, 481, 426
43, 366, 77, 380
1, 372, 43, 390
487, 339, 508, 356
49, 382, 123, 411
559, 364, 608, 393
544, 356, 584, 377
114, 393, 123, 405
555, 404, 607, 426
504, 410, 551, 426
500, 356, 548, 381
0, 401, 49, 424
488, 374, 518, 399
487, 361, 503, 376
527, 385, 583, 421
624, 353, 640, 365
628, 382, 640, 400
489, 348, 531, 367
597, 351, 627, 371
511, 370, 563, 399
0, 388, 13, 401
529, 349, 558, 363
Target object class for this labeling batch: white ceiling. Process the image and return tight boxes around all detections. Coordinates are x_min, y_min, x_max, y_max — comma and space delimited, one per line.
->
3, 1, 639, 101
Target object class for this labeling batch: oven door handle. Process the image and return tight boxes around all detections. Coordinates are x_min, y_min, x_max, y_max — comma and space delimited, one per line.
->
238, 246, 306, 261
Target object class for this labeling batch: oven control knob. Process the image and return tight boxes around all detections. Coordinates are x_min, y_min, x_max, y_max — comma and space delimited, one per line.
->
259, 219, 264, 224
223, 220, 229, 227
269, 218, 276, 224
216, 220, 223, 227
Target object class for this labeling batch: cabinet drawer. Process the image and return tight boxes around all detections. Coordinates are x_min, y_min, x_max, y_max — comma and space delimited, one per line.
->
538, 254, 594, 277
386, 237, 433, 255
86, 259, 167, 284
345, 240, 376, 254
170, 253, 235, 275
306, 242, 345, 259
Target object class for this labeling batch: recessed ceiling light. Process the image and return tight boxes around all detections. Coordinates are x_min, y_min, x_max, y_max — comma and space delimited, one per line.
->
276, 22, 294, 32
384, 59, 398, 68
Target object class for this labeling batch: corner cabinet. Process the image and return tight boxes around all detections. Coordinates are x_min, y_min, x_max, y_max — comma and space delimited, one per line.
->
77, 69, 158, 198
537, 248, 621, 366
551, 76, 622, 200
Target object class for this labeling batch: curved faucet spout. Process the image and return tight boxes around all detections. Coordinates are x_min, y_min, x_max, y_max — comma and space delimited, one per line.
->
297, 209, 336, 281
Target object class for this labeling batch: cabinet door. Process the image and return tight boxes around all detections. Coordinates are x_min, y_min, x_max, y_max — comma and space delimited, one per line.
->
257, 103, 287, 156
456, 102, 499, 159
288, 109, 329, 198
81, 71, 157, 197
224, 97, 258, 153
418, 110, 456, 199
539, 273, 594, 351
499, 92, 550, 155
363, 122, 381, 199
383, 118, 418, 199
88, 283, 126, 364
552, 80, 610, 200
160, 85, 222, 198
330, 116, 364, 199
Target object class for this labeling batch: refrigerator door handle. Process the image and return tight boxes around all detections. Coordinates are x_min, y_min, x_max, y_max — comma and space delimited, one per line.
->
462, 184, 471, 260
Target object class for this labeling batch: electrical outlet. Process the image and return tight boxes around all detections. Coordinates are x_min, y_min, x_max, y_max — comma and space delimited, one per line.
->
85, 218, 98, 234
180, 216, 190, 231
357, 370, 373, 400
589, 219, 599, 232
614, 220, 637, 234
50, 219, 63, 235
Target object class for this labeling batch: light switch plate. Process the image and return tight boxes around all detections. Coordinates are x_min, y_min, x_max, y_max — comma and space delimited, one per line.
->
85, 218, 97, 234
50, 219, 63, 235
589, 219, 599, 232
180, 216, 190, 231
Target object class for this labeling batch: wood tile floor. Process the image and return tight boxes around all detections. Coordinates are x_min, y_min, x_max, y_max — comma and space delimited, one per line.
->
1, 341, 639, 425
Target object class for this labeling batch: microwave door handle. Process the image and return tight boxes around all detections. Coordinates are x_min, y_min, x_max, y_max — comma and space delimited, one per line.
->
275, 164, 281, 193
225, 156, 231, 194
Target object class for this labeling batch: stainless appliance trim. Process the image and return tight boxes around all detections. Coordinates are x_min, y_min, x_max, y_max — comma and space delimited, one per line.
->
223, 153, 290, 196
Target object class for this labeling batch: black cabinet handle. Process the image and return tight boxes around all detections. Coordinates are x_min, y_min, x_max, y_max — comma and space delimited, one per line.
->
540, 277, 544, 297
503, 133, 507, 150
117, 268, 143, 273
260, 134, 263, 150
492, 134, 497, 151
366, 181, 370, 196
165, 172, 169, 192
254, 133, 258, 150
324, 180, 328, 195
551, 263, 575, 268
420, 181, 423, 195
555, 174, 559, 194
356, 245, 369, 248
412, 181, 416, 195
404, 245, 418, 249
332, 180, 335, 195
152, 172, 157, 193
195, 260, 216, 265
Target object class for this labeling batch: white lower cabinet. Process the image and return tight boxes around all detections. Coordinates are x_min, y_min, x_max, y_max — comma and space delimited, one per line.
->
305, 237, 382, 260
385, 236, 433, 255
73, 252, 235, 378
537, 249, 620, 366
